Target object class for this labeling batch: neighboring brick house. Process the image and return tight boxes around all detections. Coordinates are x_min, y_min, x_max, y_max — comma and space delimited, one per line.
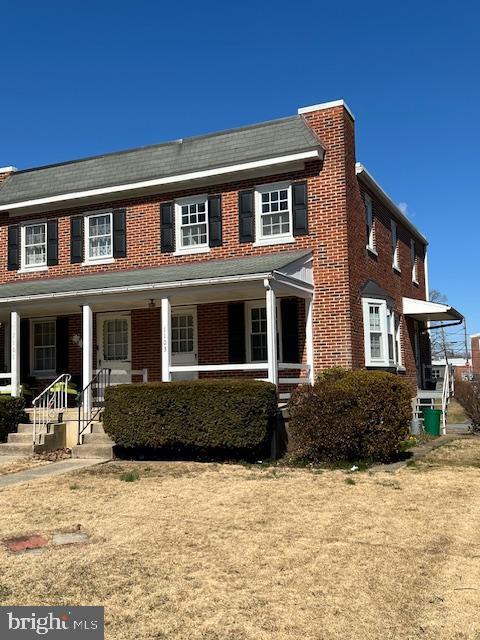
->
0, 99, 463, 411
471, 334, 480, 378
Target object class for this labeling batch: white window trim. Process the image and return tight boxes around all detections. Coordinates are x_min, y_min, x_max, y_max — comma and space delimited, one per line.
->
363, 299, 404, 370
173, 195, 210, 256
365, 193, 376, 254
391, 219, 401, 272
83, 210, 114, 266
245, 300, 283, 363
253, 181, 295, 247
411, 238, 419, 284
30, 317, 57, 377
19, 220, 48, 273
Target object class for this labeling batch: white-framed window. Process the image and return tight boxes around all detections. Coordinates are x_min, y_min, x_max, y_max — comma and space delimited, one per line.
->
362, 298, 402, 368
254, 182, 294, 246
174, 195, 209, 254
31, 319, 56, 374
391, 220, 400, 271
365, 193, 376, 253
411, 238, 418, 283
245, 301, 283, 363
21, 221, 47, 270
85, 211, 113, 262
103, 318, 129, 361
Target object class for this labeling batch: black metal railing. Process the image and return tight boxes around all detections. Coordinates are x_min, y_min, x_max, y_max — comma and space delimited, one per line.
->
77, 368, 111, 445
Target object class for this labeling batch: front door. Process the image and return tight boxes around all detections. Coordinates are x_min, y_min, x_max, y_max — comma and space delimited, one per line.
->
97, 313, 132, 385
171, 306, 198, 381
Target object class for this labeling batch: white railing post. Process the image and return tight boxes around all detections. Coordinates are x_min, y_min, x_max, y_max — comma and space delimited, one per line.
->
10, 311, 20, 398
305, 295, 314, 384
161, 297, 172, 382
265, 280, 278, 386
82, 305, 93, 416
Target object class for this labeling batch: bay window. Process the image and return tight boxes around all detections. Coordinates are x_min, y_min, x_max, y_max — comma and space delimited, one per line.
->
363, 298, 402, 368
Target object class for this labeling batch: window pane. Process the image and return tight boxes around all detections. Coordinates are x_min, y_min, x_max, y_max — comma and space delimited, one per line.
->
369, 306, 381, 332
171, 315, 194, 353
370, 333, 382, 359
103, 319, 128, 360
88, 214, 112, 259
33, 321, 56, 371
24, 223, 47, 267
260, 188, 290, 238
179, 201, 208, 248
250, 307, 267, 361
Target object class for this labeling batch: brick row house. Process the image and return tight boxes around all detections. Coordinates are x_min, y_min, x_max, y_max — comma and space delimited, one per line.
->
0, 99, 463, 450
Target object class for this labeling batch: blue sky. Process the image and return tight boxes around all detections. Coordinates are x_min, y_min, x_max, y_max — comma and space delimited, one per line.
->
1, 0, 479, 337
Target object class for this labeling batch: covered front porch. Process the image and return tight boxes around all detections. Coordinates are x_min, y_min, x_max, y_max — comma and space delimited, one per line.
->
0, 250, 314, 406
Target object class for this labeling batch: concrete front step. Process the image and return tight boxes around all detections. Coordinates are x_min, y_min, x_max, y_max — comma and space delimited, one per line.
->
8, 432, 33, 444
17, 423, 34, 433
82, 433, 114, 445
72, 443, 114, 459
0, 442, 34, 456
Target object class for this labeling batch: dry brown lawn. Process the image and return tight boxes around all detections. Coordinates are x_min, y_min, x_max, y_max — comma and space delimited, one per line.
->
1, 439, 480, 639
447, 398, 469, 425
0, 457, 51, 476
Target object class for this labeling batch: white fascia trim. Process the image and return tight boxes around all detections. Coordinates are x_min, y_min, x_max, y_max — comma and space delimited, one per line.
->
0, 272, 273, 305
0, 150, 322, 212
355, 162, 428, 245
298, 99, 355, 121
0, 166, 17, 173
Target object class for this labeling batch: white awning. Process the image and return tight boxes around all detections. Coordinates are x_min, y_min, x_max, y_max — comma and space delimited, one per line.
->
402, 297, 463, 322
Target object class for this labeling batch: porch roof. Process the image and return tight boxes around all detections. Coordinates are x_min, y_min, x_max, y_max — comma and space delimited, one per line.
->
0, 250, 312, 304
402, 297, 463, 323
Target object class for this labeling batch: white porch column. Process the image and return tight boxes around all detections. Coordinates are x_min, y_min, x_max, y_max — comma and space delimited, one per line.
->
82, 305, 93, 412
265, 281, 278, 386
10, 311, 20, 397
161, 297, 172, 382
305, 296, 314, 384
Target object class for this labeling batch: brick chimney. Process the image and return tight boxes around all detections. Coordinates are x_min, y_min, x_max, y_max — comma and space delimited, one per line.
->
0, 166, 17, 185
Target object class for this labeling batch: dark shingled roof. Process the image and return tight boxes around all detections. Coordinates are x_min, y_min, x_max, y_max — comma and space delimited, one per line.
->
0, 116, 322, 206
0, 250, 311, 301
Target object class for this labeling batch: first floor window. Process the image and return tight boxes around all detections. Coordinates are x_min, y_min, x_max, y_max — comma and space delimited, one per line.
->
175, 197, 208, 252
363, 298, 402, 368
249, 305, 268, 361
23, 222, 47, 268
171, 314, 194, 354
86, 212, 113, 260
255, 182, 293, 244
32, 320, 56, 373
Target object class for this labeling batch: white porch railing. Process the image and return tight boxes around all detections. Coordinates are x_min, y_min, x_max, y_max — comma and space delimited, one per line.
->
441, 364, 454, 435
33, 373, 71, 445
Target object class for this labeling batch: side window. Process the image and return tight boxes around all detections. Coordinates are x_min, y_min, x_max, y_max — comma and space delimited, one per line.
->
391, 220, 400, 271
362, 298, 402, 368
411, 238, 418, 283
365, 193, 376, 253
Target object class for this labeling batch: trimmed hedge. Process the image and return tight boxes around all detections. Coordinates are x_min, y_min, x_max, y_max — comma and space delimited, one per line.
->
0, 396, 25, 443
103, 379, 278, 454
289, 369, 412, 462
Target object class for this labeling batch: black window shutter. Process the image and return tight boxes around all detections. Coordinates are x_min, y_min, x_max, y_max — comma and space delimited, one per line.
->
7, 225, 19, 271
160, 202, 174, 253
56, 317, 69, 374
292, 182, 308, 236
228, 302, 246, 363
46, 219, 59, 266
20, 319, 30, 381
281, 298, 299, 363
70, 216, 84, 263
113, 208, 127, 258
208, 195, 222, 247
238, 190, 254, 243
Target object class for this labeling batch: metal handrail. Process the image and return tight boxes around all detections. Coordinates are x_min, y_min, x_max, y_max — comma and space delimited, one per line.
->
441, 364, 453, 435
33, 373, 71, 445
77, 368, 111, 445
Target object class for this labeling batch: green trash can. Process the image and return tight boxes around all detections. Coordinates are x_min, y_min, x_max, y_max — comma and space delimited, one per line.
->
422, 408, 442, 436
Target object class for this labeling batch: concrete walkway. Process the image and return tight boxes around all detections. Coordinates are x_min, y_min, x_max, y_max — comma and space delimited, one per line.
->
0, 458, 107, 488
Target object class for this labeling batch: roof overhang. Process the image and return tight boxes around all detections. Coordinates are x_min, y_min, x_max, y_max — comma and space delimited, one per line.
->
1, 150, 323, 215
403, 297, 463, 322
356, 163, 428, 245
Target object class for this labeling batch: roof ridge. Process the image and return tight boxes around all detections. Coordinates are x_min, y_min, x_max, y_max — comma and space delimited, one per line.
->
11, 115, 303, 176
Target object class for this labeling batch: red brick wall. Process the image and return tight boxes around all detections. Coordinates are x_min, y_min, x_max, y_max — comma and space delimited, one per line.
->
472, 335, 480, 378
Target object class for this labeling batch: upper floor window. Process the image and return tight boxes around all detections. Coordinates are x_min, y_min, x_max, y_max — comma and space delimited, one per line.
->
254, 182, 294, 246
391, 220, 400, 271
174, 196, 209, 254
411, 238, 418, 284
364, 193, 376, 254
362, 298, 402, 368
21, 222, 47, 270
85, 212, 113, 262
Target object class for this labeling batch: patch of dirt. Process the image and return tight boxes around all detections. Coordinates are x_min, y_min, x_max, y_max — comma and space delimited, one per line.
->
0, 458, 51, 476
